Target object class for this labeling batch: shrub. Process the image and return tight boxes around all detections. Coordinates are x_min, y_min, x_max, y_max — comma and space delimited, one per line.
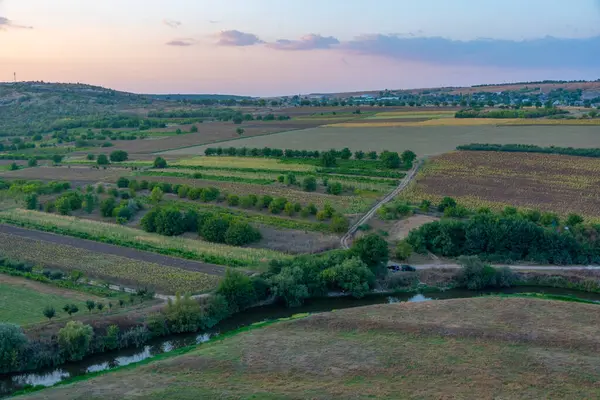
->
200, 216, 230, 243
437, 197, 457, 212
154, 207, 186, 236
104, 325, 120, 351
380, 151, 401, 169
456, 256, 515, 290
227, 194, 240, 206
116, 177, 130, 188
24, 193, 38, 210
150, 187, 164, 204
331, 215, 349, 233
164, 294, 202, 333
306, 203, 318, 215
100, 197, 116, 217
270, 266, 309, 307
268, 197, 287, 214
259, 195, 273, 209
283, 173, 296, 186
240, 194, 258, 208
58, 321, 94, 361
153, 157, 167, 168
110, 150, 128, 162
97, 154, 109, 165
224, 221, 262, 246
86, 153, 95, 161
0, 323, 27, 373
326, 182, 343, 195
351, 234, 389, 273
302, 176, 317, 192
217, 269, 257, 313
321, 257, 374, 298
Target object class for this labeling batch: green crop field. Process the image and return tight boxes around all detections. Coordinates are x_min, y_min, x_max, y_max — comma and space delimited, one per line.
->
162, 125, 600, 157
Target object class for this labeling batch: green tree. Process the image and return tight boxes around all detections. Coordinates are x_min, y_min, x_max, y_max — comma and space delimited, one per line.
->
9, 162, 18, 171
321, 257, 374, 298
380, 151, 401, 169
201, 217, 230, 243
62, 303, 79, 317
24, 193, 38, 210
164, 294, 202, 333
110, 150, 128, 162
340, 147, 352, 160
236, 128, 245, 136
326, 182, 343, 195
401, 150, 417, 165
153, 157, 167, 168
104, 325, 120, 350
270, 266, 309, 307
367, 151, 378, 160
150, 187, 164, 204
437, 197, 457, 212
96, 303, 104, 312
27, 158, 37, 167
331, 214, 349, 233
43, 305, 56, 321
97, 154, 109, 165
85, 300, 96, 313
566, 213, 584, 227
86, 153, 95, 161
321, 151, 337, 167
0, 323, 27, 373
395, 240, 413, 261
217, 269, 257, 313
99, 197, 116, 217
283, 173, 296, 186
354, 150, 365, 160
52, 154, 63, 165
351, 234, 389, 273
155, 207, 186, 236
302, 176, 317, 192
190, 125, 199, 133
58, 321, 94, 361
116, 177, 130, 188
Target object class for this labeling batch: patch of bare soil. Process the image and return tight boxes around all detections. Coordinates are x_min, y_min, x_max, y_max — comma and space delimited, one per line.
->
249, 225, 340, 254
388, 214, 440, 241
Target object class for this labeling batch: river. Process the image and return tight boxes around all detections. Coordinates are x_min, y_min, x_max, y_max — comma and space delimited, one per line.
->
1, 286, 599, 397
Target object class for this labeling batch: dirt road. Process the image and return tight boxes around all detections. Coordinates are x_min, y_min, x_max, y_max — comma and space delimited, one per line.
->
341, 161, 421, 249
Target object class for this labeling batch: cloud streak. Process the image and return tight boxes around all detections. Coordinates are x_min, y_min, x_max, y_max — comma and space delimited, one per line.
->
163, 19, 182, 28
215, 30, 263, 46
166, 38, 196, 46
267, 34, 339, 50
0, 16, 33, 30
342, 34, 600, 69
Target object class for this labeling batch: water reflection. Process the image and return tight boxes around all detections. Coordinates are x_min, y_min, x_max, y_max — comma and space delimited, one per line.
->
11, 370, 69, 388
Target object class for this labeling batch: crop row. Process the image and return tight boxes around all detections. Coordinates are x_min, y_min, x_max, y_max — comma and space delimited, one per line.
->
0, 232, 220, 295
139, 170, 274, 185
0, 209, 290, 268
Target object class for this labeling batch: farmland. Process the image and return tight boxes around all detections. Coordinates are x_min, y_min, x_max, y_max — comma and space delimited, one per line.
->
0, 275, 110, 325
21, 297, 600, 399
163, 125, 600, 157
399, 151, 600, 218
0, 209, 289, 269
0, 230, 222, 294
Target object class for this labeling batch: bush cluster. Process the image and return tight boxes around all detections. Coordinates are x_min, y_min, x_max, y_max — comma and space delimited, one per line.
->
457, 143, 600, 159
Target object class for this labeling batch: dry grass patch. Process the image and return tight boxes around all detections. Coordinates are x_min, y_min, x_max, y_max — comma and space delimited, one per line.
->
23, 297, 600, 400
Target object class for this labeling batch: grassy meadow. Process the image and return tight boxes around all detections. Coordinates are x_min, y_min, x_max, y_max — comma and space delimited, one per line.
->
20, 297, 600, 399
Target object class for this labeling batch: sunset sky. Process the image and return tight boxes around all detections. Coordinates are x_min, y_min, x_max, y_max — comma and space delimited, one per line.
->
1, 0, 599, 96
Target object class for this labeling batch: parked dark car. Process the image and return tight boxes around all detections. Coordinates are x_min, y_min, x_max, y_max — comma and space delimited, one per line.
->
401, 264, 416, 272
387, 264, 401, 272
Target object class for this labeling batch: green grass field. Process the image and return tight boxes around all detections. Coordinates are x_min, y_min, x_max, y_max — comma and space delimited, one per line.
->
21, 297, 600, 399
0, 280, 95, 325
162, 125, 600, 157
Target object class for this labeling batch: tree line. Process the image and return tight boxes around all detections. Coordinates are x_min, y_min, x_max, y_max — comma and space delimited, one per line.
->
455, 107, 568, 119
457, 143, 600, 159
406, 209, 600, 265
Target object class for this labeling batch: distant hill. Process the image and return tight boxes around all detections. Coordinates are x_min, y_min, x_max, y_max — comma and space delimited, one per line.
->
0, 82, 156, 136
149, 94, 253, 101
